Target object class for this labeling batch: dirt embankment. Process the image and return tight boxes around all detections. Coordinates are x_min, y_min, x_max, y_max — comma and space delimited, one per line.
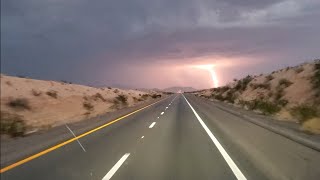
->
192, 60, 320, 134
0, 75, 163, 137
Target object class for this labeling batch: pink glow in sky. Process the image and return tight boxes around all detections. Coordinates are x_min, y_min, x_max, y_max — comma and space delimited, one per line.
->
106, 56, 263, 89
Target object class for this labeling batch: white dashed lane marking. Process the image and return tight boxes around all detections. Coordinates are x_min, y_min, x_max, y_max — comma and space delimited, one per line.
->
102, 153, 130, 180
149, 122, 156, 128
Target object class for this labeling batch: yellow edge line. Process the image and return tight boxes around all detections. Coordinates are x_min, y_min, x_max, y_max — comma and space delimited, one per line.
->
0, 98, 164, 173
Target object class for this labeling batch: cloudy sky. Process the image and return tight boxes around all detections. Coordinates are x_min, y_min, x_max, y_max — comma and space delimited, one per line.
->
1, 0, 320, 89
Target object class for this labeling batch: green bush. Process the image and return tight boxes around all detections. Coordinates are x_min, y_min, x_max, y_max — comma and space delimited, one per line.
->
290, 105, 319, 123
7, 98, 31, 110
0, 112, 26, 137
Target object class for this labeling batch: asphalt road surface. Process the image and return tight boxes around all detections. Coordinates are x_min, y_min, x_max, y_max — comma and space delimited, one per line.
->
1, 94, 320, 180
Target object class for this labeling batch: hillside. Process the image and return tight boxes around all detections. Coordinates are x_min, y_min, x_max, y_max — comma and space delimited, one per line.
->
0, 75, 163, 137
192, 60, 320, 134
163, 86, 197, 93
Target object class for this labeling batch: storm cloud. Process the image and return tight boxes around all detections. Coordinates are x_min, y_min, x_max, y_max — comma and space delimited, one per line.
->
1, 0, 320, 88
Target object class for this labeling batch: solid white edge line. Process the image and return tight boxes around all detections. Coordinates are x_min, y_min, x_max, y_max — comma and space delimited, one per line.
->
149, 122, 156, 128
182, 94, 247, 180
102, 153, 130, 180
161, 112, 164, 115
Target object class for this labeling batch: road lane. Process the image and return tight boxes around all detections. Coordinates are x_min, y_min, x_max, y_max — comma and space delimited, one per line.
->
1, 94, 319, 180
112, 95, 238, 180
1, 96, 176, 180
185, 94, 320, 180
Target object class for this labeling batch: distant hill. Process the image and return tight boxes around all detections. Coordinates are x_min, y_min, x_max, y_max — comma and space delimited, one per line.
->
163, 86, 197, 93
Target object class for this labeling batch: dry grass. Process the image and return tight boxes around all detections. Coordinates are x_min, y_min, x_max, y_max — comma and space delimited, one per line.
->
302, 118, 320, 134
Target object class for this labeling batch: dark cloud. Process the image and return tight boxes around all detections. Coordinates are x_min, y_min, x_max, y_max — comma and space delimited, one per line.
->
1, 0, 320, 88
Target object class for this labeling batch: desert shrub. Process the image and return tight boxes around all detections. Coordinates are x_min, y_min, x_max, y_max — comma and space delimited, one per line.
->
267, 92, 273, 98
275, 86, 284, 101
265, 75, 274, 81
17, 75, 27, 78
46, 90, 58, 98
251, 100, 281, 115
277, 99, 289, 107
83, 96, 89, 101
113, 89, 119, 93
5, 81, 12, 86
290, 105, 319, 123
0, 112, 26, 137
213, 94, 225, 101
250, 83, 271, 90
92, 93, 106, 102
239, 100, 280, 114
31, 89, 42, 96
107, 87, 112, 89
295, 66, 304, 73
225, 90, 237, 103
83, 101, 94, 111
141, 94, 149, 100
278, 78, 293, 88
151, 94, 162, 98
115, 94, 128, 105
215, 86, 230, 93
311, 62, 320, 98
7, 98, 31, 110
234, 75, 253, 91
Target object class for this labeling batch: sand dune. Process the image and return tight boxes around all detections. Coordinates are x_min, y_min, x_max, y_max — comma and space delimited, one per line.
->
0, 75, 163, 136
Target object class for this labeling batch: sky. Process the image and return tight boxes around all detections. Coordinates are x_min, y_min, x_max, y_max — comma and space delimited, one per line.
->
1, 0, 320, 89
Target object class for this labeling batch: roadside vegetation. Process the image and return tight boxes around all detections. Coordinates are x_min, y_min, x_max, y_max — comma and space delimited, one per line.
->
0, 112, 27, 137
7, 98, 31, 110
195, 60, 320, 134
46, 90, 58, 99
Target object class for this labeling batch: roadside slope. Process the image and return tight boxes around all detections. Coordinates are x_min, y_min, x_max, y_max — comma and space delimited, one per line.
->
0, 75, 163, 137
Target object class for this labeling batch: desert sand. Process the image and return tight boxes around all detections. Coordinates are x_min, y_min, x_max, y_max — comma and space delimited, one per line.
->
0, 75, 162, 136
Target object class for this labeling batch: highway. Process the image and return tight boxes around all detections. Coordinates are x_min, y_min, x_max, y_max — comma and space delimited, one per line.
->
1, 94, 320, 180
